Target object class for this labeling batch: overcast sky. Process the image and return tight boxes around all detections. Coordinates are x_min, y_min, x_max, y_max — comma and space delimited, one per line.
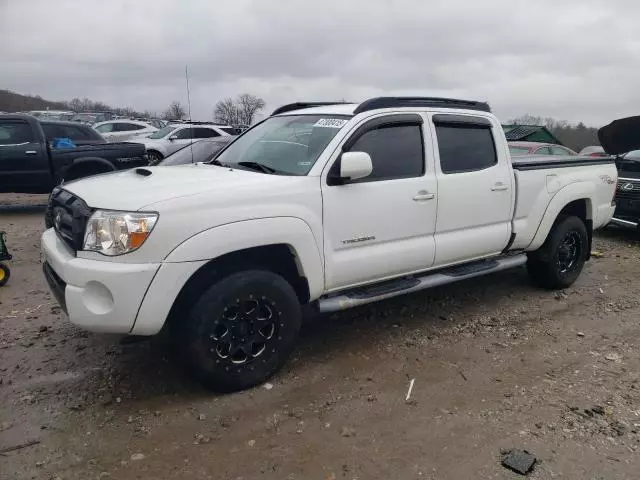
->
1, 0, 638, 125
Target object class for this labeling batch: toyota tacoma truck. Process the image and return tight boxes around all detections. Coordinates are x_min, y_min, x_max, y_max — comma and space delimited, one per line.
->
0, 114, 147, 193
41, 97, 618, 392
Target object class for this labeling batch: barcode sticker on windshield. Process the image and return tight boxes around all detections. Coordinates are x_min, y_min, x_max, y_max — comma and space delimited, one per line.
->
314, 118, 348, 129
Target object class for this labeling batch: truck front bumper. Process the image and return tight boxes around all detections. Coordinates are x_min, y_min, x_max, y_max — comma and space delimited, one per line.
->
41, 228, 160, 334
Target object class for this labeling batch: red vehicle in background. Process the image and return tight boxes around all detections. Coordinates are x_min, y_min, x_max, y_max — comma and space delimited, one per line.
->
508, 141, 577, 156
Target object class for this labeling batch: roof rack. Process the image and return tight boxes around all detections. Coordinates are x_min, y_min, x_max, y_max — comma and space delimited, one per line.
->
353, 97, 491, 115
271, 102, 351, 116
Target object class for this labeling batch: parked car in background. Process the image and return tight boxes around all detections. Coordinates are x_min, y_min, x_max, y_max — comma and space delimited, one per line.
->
40, 119, 107, 146
131, 122, 237, 164
28, 110, 75, 121
609, 149, 640, 229
0, 114, 146, 193
508, 141, 577, 156
93, 119, 158, 142
157, 137, 235, 166
579, 146, 608, 157
71, 112, 116, 124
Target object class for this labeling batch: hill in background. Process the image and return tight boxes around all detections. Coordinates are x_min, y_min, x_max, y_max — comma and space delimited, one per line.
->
0, 89, 149, 118
0, 89, 70, 112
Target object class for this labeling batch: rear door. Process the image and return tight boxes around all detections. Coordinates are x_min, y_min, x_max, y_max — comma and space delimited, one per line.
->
0, 119, 51, 193
431, 114, 513, 266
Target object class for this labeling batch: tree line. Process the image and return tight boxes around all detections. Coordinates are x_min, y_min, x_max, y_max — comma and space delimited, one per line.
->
0, 89, 604, 149
0, 89, 267, 126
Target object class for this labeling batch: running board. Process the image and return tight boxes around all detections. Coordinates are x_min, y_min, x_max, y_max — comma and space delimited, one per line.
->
610, 217, 638, 228
317, 254, 527, 313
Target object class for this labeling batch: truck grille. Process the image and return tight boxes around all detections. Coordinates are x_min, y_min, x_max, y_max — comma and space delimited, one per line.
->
45, 188, 93, 253
615, 178, 640, 201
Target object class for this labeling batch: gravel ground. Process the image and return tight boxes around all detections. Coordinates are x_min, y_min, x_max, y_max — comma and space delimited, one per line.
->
1, 194, 639, 480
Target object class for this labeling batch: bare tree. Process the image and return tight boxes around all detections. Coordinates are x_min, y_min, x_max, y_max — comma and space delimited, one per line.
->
162, 101, 186, 121
213, 94, 266, 126
213, 97, 241, 125
237, 93, 266, 126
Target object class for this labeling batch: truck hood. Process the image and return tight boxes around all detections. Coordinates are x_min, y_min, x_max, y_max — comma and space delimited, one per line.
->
598, 115, 640, 155
62, 164, 297, 210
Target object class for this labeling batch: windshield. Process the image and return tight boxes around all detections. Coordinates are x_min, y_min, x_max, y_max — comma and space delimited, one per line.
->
149, 125, 177, 139
213, 114, 350, 175
159, 139, 231, 166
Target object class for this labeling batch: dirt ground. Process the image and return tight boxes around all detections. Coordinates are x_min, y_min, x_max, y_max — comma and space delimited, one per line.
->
1, 194, 639, 480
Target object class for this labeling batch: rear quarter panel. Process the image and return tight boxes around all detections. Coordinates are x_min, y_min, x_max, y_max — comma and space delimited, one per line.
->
511, 159, 616, 250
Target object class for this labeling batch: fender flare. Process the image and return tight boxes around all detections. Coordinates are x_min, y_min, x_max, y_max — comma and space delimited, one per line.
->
63, 157, 116, 177
527, 182, 594, 251
164, 217, 325, 299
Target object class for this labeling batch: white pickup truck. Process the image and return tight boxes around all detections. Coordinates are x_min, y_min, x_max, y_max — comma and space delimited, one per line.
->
42, 97, 618, 392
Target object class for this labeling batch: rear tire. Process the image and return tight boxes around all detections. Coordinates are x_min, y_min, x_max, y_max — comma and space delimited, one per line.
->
0, 263, 10, 287
527, 215, 588, 290
180, 269, 302, 393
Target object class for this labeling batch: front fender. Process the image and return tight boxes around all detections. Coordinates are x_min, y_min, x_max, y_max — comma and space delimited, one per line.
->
527, 182, 593, 251
164, 217, 325, 299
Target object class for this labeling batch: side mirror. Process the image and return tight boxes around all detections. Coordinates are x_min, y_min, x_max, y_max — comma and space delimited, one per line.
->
169, 135, 178, 141
339, 151, 373, 181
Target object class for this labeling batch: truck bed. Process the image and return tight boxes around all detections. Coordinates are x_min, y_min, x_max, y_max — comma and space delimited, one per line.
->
510, 154, 616, 251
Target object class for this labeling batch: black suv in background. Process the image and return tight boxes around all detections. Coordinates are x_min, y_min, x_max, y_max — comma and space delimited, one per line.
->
611, 150, 640, 229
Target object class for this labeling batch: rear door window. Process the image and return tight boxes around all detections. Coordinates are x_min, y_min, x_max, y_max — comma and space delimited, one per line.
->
435, 122, 497, 174
114, 123, 145, 132
0, 121, 35, 145
194, 128, 221, 139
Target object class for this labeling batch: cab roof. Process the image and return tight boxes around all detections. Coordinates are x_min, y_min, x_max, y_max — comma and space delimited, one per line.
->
272, 97, 491, 117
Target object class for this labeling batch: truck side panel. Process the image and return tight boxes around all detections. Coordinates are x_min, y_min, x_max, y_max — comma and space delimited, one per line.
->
511, 162, 616, 251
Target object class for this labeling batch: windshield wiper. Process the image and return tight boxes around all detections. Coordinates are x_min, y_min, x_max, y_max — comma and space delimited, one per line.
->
208, 159, 231, 167
236, 161, 278, 174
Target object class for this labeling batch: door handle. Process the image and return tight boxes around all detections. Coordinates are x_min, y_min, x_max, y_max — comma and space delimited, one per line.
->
25, 150, 37, 155
491, 183, 508, 191
413, 191, 435, 201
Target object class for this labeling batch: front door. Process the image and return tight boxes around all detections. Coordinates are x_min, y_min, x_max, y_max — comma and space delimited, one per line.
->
322, 114, 438, 291
166, 127, 199, 155
0, 119, 50, 193
431, 113, 513, 266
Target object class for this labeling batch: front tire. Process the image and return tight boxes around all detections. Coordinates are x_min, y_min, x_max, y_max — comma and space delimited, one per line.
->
0, 263, 10, 287
146, 151, 163, 165
527, 215, 588, 290
181, 270, 302, 393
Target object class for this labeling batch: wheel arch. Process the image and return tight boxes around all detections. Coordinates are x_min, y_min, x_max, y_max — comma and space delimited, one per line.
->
63, 157, 115, 180
528, 183, 594, 252
131, 217, 324, 336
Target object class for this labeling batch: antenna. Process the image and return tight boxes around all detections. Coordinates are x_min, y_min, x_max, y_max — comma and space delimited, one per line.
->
185, 65, 195, 164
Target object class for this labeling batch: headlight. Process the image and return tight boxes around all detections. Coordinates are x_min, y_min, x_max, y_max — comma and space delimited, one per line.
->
83, 210, 158, 256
